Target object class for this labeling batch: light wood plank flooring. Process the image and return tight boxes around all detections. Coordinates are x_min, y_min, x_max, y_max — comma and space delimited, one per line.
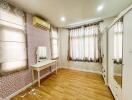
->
11, 69, 114, 100
114, 76, 122, 87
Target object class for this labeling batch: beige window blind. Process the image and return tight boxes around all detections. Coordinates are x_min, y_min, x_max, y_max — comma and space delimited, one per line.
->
0, 2, 27, 76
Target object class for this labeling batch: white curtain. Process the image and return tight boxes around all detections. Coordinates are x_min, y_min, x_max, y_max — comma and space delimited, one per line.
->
51, 28, 58, 59
0, 1, 27, 76
114, 20, 123, 63
70, 28, 84, 60
69, 24, 100, 62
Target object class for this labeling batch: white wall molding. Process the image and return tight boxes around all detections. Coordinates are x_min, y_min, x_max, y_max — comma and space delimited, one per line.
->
108, 4, 132, 29
5, 69, 57, 100
60, 66, 102, 75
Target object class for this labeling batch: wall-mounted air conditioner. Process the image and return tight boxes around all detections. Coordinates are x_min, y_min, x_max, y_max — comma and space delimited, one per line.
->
33, 16, 50, 30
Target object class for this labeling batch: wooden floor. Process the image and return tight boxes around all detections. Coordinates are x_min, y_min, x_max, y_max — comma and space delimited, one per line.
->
114, 75, 122, 87
11, 69, 114, 100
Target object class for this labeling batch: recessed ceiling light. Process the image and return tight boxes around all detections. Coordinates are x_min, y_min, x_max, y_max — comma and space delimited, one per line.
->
97, 5, 104, 12
61, 17, 66, 22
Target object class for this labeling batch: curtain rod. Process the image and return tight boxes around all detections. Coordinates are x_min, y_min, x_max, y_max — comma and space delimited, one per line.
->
67, 20, 103, 30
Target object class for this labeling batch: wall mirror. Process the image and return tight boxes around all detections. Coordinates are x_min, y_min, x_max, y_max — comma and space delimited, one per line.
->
113, 18, 123, 87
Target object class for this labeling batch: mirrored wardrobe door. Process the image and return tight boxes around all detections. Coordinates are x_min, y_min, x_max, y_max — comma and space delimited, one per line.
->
113, 18, 123, 88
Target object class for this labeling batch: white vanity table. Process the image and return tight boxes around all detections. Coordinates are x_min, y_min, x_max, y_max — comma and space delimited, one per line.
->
31, 60, 57, 87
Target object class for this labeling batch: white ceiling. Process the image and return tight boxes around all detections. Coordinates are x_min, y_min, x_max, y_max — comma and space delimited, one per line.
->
8, 0, 132, 27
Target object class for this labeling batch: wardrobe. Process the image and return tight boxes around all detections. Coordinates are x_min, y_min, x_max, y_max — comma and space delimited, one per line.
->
102, 5, 132, 100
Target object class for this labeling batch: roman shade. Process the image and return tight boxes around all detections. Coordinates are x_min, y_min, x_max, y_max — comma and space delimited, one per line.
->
0, 1, 27, 76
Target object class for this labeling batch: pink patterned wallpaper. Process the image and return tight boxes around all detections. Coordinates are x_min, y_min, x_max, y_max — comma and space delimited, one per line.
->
0, 13, 51, 98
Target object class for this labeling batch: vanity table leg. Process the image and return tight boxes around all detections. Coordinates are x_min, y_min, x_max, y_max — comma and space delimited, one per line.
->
32, 69, 34, 85
38, 71, 40, 87
55, 61, 57, 74
50, 66, 52, 72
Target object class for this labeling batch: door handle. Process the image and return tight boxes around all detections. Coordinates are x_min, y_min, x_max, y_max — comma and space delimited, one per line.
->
121, 64, 124, 66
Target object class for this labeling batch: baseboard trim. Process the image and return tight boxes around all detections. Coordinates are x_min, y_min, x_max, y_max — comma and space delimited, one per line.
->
108, 85, 115, 100
5, 69, 56, 100
6, 83, 32, 100
61, 66, 102, 75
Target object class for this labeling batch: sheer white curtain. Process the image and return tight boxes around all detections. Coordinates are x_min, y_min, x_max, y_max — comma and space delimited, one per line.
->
69, 25, 100, 62
0, 2, 27, 76
51, 28, 58, 59
114, 20, 123, 63
84, 25, 99, 61
70, 28, 84, 60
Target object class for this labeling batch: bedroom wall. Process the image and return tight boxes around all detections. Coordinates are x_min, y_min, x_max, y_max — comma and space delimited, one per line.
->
59, 17, 114, 73
0, 13, 51, 98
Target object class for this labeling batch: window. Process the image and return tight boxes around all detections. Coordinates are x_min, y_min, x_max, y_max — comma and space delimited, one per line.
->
0, 3, 27, 76
51, 28, 58, 59
114, 19, 123, 64
68, 24, 101, 62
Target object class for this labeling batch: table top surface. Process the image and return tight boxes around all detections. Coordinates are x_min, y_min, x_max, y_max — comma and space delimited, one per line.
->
31, 60, 56, 68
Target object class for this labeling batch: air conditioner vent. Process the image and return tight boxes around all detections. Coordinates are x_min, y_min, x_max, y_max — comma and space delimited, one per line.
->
33, 16, 50, 30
